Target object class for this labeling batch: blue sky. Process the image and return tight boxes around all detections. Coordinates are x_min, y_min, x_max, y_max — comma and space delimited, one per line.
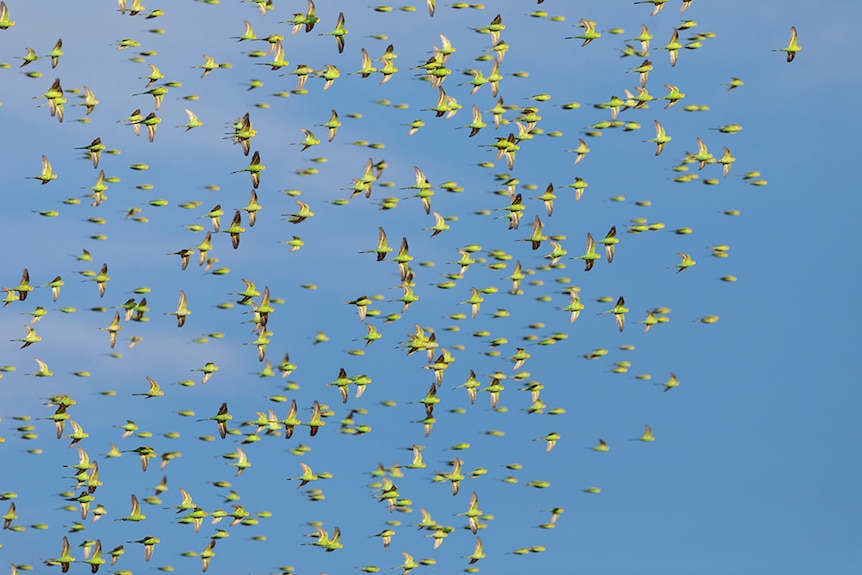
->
0, 1, 860, 574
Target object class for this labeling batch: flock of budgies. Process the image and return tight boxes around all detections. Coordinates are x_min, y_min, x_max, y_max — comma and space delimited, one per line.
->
0, 0, 800, 573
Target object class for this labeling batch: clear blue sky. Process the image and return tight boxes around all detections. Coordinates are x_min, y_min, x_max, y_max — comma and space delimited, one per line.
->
0, 1, 859, 574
